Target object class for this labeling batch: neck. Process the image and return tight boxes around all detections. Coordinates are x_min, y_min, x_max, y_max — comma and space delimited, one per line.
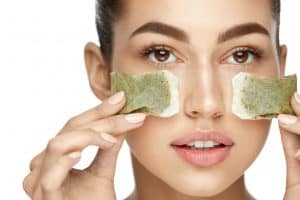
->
126, 153, 254, 200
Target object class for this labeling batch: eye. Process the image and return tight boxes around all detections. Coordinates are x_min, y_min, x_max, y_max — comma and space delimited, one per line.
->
139, 44, 181, 68
224, 47, 263, 65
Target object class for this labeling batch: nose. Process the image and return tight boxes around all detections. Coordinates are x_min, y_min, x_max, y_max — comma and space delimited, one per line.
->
183, 68, 225, 119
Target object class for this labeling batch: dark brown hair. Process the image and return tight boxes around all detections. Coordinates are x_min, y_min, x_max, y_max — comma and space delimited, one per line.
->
95, 0, 281, 67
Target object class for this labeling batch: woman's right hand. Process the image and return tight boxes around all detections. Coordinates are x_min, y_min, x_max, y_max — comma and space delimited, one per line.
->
22, 91, 146, 200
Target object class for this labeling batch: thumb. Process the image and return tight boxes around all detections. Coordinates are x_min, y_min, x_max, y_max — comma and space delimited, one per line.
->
86, 134, 126, 182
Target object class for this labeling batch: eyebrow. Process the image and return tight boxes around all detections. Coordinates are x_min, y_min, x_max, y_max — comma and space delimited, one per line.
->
129, 21, 270, 44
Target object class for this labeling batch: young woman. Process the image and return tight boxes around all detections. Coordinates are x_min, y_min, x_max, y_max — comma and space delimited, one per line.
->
23, 0, 300, 199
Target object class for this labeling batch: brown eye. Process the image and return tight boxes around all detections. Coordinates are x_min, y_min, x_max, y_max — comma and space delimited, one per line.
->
226, 49, 255, 65
146, 47, 177, 65
233, 51, 249, 63
154, 49, 170, 62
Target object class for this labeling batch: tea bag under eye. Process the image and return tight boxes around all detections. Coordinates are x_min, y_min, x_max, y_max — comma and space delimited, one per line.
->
232, 72, 297, 120
110, 70, 179, 117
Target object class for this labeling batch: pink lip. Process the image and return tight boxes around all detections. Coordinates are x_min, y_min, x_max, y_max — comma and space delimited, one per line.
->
172, 145, 233, 167
170, 130, 234, 167
171, 130, 234, 146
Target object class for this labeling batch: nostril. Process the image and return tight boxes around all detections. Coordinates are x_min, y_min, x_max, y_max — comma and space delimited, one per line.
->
213, 112, 223, 118
190, 111, 200, 116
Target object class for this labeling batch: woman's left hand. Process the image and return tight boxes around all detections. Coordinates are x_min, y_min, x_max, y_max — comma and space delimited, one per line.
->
278, 92, 300, 200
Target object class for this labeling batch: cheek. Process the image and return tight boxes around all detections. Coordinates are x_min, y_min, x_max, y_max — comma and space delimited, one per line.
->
229, 119, 271, 171
125, 116, 180, 180
126, 116, 171, 152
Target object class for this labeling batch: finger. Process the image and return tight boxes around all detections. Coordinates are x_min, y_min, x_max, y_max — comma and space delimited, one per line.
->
277, 92, 300, 150
23, 172, 35, 197
61, 91, 126, 131
278, 113, 300, 176
45, 129, 117, 155
84, 113, 146, 177
278, 120, 300, 160
42, 129, 117, 170
278, 92, 300, 188
291, 92, 300, 116
278, 92, 300, 133
25, 151, 45, 196
23, 167, 42, 197
278, 114, 300, 136
80, 113, 146, 135
87, 134, 127, 182
279, 123, 300, 189
40, 151, 81, 199
30, 151, 45, 171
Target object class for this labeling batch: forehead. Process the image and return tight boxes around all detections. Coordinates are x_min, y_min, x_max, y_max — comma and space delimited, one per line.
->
116, 0, 275, 42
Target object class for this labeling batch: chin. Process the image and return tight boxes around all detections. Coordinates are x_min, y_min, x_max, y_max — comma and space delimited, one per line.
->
166, 173, 233, 197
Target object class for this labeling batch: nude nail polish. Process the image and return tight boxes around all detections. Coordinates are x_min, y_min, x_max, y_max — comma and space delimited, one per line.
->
125, 113, 146, 123
108, 91, 124, 105
294, 92, 300, 104
278, 114, 298, 125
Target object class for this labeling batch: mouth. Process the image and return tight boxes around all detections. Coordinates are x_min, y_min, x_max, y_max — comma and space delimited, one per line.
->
170, 130, 234, 167
172, 143, 228, 150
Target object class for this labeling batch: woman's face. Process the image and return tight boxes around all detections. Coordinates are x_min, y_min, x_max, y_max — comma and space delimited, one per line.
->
107, 0, 285, 197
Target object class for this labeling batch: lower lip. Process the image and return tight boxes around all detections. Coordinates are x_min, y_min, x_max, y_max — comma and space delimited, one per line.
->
171, 145, 233, 167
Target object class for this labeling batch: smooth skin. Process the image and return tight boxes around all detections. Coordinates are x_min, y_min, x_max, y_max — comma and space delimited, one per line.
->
22, 90, 147, 199
23, 0, 300, 199
22, 81, 300, 200
23, 46, 300, 200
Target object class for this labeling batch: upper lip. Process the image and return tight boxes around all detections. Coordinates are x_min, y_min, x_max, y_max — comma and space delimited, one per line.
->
171, 130, 234, 146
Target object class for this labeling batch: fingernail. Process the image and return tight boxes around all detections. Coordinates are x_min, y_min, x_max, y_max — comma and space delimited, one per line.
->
125, 113, 146, 123
68, 151, 81, 159
100, 132, 118, 143
108, 91, 124, 105
294, 92, 300, 104
278, 114, 298, 125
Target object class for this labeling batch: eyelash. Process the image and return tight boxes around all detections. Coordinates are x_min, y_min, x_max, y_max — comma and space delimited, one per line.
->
222, 46, 263, 67
138, 42, 182, 68
138, 42, 264, 68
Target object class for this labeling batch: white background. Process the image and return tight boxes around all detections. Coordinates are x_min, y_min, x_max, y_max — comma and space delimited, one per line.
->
0, 1, 300, 199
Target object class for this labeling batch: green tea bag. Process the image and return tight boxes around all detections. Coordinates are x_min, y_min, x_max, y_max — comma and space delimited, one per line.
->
232, 72, 297, 120
110, 70, 179, 117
